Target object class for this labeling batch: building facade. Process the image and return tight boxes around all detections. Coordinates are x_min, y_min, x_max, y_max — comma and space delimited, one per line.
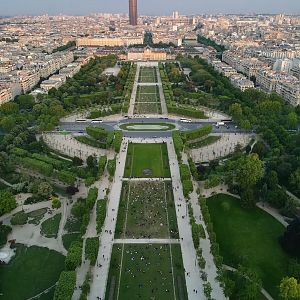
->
129, 0, 138, 26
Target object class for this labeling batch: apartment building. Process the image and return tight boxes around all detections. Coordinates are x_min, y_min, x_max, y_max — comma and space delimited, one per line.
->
17, 70, 40, 93
40, 80, 62, 92
276, 79, 300, 106
256, 70, 283, 93
290, 66, 300, 80
76, 37, 143, 47
0, 86, 13, 105
230, 75, 254, 91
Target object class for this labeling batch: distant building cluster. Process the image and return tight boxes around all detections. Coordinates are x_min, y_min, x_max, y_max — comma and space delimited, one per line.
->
1, 12, 300, 106
197, 14, 300, 106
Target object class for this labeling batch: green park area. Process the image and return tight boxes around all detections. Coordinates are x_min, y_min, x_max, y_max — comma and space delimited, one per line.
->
105, 243, 187, 300
136, 86, 160, 102
115, 181, 178, 239
0, 245, 65, 300
124, 143, 170, 178
207, 194, 291, 298
134, 102, 161, 114
138, 67, 157, 83
119, 122, 175, 131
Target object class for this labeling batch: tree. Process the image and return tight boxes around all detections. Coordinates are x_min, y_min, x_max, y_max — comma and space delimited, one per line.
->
0, 191, 17, 216
287, 112, 298, 129
17, 94, 35, 109
229, 103, 243, 121
236, 266, 262, 300
52, 197, 61, 209
290, 169, 300, 192
266, 170, 279, 190
279, 277, 299, 300
233, 154, 264, 191
280, 219, 300, 257
86, 155, 97, 170
37, 182, 53, 199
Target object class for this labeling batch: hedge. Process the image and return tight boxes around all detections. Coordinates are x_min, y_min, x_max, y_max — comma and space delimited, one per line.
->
85, 237, 99, 265
98, 156, 107, 178
10, 211, 28, 225
53, 271, 76, 300
192, 223, 201, 249
107, 157, 116, 177
86, 127, 108, 142
65, 241, 83, 270
168, 105, 206, 119
188, 157, 199, 180
113, 130, 123, 152
57, 170, 76, 186
75, 136, 107, 149
10, 147, 29, 157
172, 131, 184, 159
86, 187, 98, 210
182, 179, 193, 197
18, 157, 53, 177
32, 153, 65, 170
96, 199, 107, 234
182, 125, 213, 142
180, 164, 191, 181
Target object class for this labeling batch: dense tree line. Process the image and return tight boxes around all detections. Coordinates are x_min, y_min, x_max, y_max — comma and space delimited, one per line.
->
179, 56, 300, 199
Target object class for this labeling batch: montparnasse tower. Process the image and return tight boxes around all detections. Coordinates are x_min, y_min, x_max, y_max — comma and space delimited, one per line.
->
129, 0, 138, 26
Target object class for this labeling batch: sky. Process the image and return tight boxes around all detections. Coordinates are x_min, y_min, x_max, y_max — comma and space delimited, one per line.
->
0, 0, 299, 16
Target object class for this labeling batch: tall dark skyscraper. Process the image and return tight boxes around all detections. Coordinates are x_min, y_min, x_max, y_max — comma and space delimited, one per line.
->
129, 0, 138, 26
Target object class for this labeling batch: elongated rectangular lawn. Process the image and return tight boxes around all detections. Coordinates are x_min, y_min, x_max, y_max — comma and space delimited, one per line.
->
124, 143, 170, 178
105, 244, 187, 300
115, 181, 178, 239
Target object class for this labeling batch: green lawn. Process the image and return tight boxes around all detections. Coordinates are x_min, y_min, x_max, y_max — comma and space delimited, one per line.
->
0, 244, 65, 300
27, 208, 48, 225
40, 213, 61, 238
105, 244, 187, 300
62, 233, 82, 250
124, 143, 170, 178
134, 102, 161, 114
119, 123, 175, 131
207, 194, 291, 299
115, 181, 178, 239
138, 67, 157, 83
136, 93, 159, 103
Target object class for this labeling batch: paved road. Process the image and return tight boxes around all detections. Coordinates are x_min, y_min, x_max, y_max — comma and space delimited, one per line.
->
114, 238, 180, 244
59, 118, 244, 138
89, 138, 128, 300
166, 138, 206, 300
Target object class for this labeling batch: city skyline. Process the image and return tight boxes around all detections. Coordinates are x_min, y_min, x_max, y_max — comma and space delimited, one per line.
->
0, 0, 300, 16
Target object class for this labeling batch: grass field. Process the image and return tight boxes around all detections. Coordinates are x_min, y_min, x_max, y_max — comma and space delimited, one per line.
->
134, 102, 161, 114
207, 194, 291, 299
119, 122, 176, 131
0, 244, 65, 300
40, 213, 61, 238
136, 86, 159, 103
138, 67, 157, 83
124, 143, 170, 178
105, 244, 187, 300
115, 181, 178, 239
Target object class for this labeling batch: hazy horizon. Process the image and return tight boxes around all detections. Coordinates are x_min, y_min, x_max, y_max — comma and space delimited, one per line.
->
0, 0, 299, 17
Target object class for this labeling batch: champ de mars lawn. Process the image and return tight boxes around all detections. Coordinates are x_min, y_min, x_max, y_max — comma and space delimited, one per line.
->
124, 143, 170, 178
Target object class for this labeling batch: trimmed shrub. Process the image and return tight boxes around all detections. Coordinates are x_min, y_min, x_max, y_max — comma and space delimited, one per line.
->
65, 241, 83, 271
54, 271, 76, 300
85, 237, 99, 265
